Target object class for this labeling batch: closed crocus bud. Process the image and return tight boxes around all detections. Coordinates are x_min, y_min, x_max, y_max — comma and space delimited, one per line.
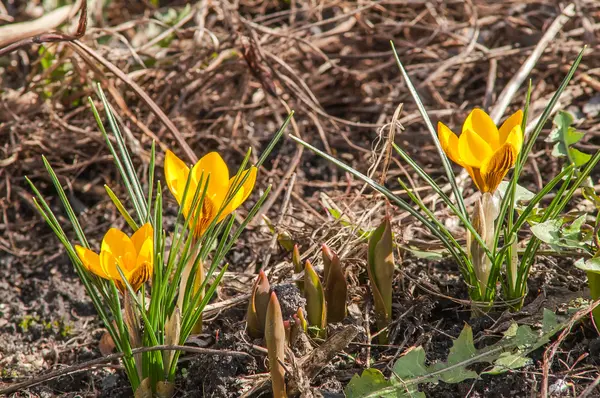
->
265, 292, 287, 398
278, 230, 295, 252
367, 216, 395, 344
163, 307, 181, 374
467, 192, 499, 301
321, 244, 347, 323
304, 260, 327, 338
246, 270, 271, 338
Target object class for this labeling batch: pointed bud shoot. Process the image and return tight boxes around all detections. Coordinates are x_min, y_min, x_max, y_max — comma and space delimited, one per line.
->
265, 292, 287, 398
292, 244, 303, 290
304, 260, 327, 338
321, 244, 347, 323
246, 270, 271, 338
367, 217, 395, 344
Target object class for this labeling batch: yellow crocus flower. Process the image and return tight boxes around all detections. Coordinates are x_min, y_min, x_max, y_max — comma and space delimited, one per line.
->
164, 150, 257, 237
75, 223, 154, 293
438, 108, 524, 193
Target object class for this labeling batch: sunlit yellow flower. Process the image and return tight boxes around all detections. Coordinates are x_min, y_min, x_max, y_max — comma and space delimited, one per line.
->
164, 150, 257, 237
438, 108, 524, 193
75, 223, 154, 293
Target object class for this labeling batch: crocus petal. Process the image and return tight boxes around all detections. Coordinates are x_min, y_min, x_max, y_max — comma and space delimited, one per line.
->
128, 264, 152, 292
480, 143, 518, 193
437, 122, 462, 165
131, 223, 153, 255
463, 166, 486, 193
463, 109, 499, 150
504, 124, 523, 153
164, 150, 190, 206
190, 152, 230, 207
458, 128, 493, 168
498, 110, 523, 144
218, 166, 257, 222
100, 250, 127, 281
130, 238, 153, 291
101, 228, 137, 272
135, 238, 154, 274
75, 246, 107, 279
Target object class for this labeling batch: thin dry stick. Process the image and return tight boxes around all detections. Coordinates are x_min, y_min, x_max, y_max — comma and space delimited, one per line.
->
0, 344, 251, 395
540, 300, 600, 397
577, 373, 600, 398
70, 40, 198, 164
262, 172, 297, 272
489, 3, 575, 123
0, 0, 86, 56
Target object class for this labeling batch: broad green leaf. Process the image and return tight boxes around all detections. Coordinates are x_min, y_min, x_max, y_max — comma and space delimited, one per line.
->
346, 309, 566, 396
346, 369, 404, 398
392, 347, 429, 380
485, 352, 531, 374
431, 324, 479, 383
575, 257, 600, 273
530, 215, 592, 252
498, 181, 535, 203
568, 148, 592, 167
548, 110, 591, 166
402, 246, 445, 260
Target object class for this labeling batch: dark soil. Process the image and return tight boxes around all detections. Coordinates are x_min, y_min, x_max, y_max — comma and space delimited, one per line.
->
2, 1, 600, 397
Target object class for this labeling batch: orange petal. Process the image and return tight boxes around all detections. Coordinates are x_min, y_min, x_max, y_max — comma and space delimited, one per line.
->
75, 246, 107, 279
131, 223, 153, 255
458, 128, 493, 168
463, 165, 486, 193
129, 238, 153, 292
504, 124, 523, 154
190, 152, 230, 209
218, 166, 257, 223
164, 150, 190, 206
480, 143, 518, 193
437, 122, 462, 165
463, 108, 499, 149
498, 110, 523, 144
135, 238, 154, 278
100, 250, 127, 282
101, 228, 136, 272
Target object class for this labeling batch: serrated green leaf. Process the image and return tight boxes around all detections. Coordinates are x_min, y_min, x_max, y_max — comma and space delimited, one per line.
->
346, 369, 396, 398
392, 347, 429, 380
542, 308, 559, 334
346, 309, 567, 396
484, 352, 531, 374
432, 324, 479, 383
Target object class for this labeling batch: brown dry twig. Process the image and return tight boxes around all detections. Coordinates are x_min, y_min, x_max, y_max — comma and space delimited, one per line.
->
0, 344, 251, 396
0, 0, 87, 57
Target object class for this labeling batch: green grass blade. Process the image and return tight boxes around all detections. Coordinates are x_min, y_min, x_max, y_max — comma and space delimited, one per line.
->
105, 185, 139, 230
390, 41, 467, 218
